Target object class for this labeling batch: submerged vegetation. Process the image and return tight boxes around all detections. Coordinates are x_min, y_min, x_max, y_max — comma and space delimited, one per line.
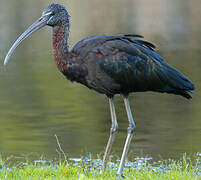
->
0, 153, 200, 179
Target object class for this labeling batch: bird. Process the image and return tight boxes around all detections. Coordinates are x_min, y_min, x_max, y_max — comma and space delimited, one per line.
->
4, 3, 195, 177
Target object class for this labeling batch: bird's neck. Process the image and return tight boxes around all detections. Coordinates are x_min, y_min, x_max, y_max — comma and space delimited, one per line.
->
52, 24, 70, 71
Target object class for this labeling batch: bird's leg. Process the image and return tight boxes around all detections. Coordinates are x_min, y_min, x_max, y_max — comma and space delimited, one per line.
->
117, 96, 136, 176
102, 97, 118, 171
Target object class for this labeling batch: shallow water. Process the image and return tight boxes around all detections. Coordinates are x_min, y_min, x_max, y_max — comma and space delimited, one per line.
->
0, 0, 201, 160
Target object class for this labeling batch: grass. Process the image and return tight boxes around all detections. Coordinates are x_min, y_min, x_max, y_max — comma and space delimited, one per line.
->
0, 153, 200, 179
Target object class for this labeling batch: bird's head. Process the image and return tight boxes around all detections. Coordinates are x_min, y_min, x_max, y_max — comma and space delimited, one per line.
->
43, 4, 70, 27
4, 4, 70, 65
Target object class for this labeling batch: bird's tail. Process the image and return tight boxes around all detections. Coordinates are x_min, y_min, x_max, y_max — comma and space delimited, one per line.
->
163, 62, 195, 99
173, 89, 194, 99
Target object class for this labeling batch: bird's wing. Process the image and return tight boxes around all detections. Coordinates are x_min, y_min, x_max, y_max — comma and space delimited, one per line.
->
71, 34, 194, 97
94, 35, 194, 94
72, 34, 163, 63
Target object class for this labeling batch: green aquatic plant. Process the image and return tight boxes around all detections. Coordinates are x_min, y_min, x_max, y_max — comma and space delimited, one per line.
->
0, 153, 200, 179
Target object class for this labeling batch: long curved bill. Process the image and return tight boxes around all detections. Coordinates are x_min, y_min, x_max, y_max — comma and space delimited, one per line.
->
4, 16, 48, 65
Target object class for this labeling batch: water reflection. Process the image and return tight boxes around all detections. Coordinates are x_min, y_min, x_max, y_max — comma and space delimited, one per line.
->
0, 0, 200, 160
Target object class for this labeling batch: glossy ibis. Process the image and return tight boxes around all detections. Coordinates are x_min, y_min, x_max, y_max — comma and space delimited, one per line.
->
4, 4, 195, 176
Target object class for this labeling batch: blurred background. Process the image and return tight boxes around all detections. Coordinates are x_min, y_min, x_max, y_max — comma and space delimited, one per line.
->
0, 0, 200, 160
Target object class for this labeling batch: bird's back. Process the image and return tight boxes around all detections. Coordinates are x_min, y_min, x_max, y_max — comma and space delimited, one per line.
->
66, 34, 194, 98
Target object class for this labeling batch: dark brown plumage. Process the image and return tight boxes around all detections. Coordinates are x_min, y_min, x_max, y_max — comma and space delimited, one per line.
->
61, 34, 194, 98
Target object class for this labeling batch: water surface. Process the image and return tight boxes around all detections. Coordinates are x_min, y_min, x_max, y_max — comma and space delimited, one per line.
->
0, 0, 200, 160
